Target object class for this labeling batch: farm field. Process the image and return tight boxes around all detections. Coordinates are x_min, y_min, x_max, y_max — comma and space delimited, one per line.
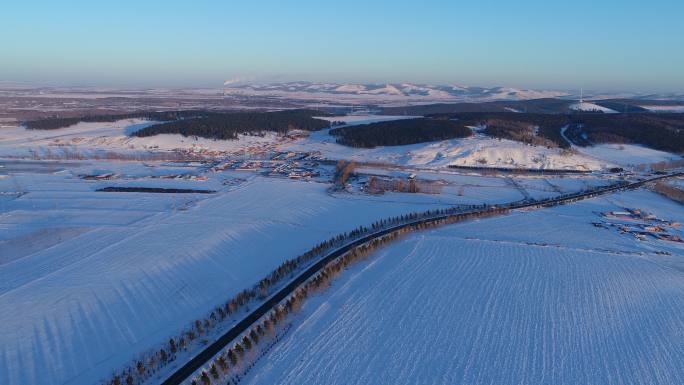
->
243, 190, 684, 385
4, 2, 684, 383
0, 115, 682, 385
0, 165, 477, 385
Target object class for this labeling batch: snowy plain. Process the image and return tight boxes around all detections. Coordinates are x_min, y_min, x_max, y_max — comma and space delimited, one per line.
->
1, 115, 683, 385
574, 143, 681, 167
244, 190, 684, 385
0, 167, 479, 385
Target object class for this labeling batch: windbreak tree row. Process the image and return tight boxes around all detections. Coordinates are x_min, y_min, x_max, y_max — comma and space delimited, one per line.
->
103, 177, 651, 385
103, 203, 490, 385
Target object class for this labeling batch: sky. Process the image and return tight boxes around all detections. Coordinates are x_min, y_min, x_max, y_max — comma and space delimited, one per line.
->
2, 0, 683, 92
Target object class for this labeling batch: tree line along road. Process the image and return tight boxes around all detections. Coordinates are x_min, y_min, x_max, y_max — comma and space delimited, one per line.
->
161, 171, 683, 385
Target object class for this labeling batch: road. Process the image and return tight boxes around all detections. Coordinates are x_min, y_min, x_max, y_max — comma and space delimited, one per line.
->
160, 172, 682, 385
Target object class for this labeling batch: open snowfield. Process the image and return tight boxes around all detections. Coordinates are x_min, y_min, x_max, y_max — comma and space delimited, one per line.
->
1, 157, 486, 385
1, 112, 683, 385
574, 143, 681, 167
244, 190, 684, 385
0, 152, 627, 385
640, 105, 684, 113
0, 119, 294, 158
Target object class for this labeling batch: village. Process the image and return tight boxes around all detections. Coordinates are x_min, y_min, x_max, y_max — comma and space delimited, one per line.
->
210, 151, 324, 180
593, 208, 683, 243
78, 151, 327, 185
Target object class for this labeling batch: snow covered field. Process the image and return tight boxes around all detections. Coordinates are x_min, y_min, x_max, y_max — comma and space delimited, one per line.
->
640, 105, 684, 113
575, 143, 681, 167
0, 159, 479, 385
244, 190, 684, 385
0, 119, 292, 158
1, 112, 683, 385
0, 155, 629, 385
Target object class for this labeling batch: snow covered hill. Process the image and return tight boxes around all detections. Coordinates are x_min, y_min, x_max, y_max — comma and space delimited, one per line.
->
282, 121, 611, 171
223, 82, 569, 103
569, 101, 618, 113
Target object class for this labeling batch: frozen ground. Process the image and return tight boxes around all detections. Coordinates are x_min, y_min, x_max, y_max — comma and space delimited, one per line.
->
244, 190, 684, 385
1, 112, 683, 385
0, 119, 292, 158
353, 167, 615, 203
640, 105, 684, 113
574, 143, 681, 167
0, 159, 481, 385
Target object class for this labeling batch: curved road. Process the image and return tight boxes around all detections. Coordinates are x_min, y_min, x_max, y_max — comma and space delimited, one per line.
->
161, 172, 682, 385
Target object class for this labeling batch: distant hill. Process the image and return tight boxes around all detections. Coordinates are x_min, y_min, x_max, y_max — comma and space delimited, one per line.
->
380, 99, 575, 115
380, 98, 682, 116
329, 111, 684, 155
223, 82, 569, 102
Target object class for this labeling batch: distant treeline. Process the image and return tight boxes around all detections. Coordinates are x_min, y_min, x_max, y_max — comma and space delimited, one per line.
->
429, 112, 570, 148
97, 187, 216, 194
564, 113, 684, 153
447, 164, 590, 174
132, 110, 331, 140
24, 110, 205, 130
651, 182, 684, 205
329, 118, 472, 148
379, 98, 655, 116
482, 118, 567, 148
24, 110, 332, 140
431, 112, 684, 153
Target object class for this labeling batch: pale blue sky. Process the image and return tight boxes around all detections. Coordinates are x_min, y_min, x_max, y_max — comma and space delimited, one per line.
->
2, 0, 683, 91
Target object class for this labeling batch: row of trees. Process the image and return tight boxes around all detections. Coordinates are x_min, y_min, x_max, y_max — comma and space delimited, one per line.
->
104, 203, 490, 385
188, 231, 407, 385
330, 118, 472, 148
133, 110, 331, 140
103, 170, 643, 385
185, 202, 527, 385
651, 182, 684, 205
105, 177, 637, 385
366, 176, 442, 195
109, 179, 647, 385
333, 160, 357, 187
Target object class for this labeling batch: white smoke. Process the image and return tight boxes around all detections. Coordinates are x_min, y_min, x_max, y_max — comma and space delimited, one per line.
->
223, 76, 253, 86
